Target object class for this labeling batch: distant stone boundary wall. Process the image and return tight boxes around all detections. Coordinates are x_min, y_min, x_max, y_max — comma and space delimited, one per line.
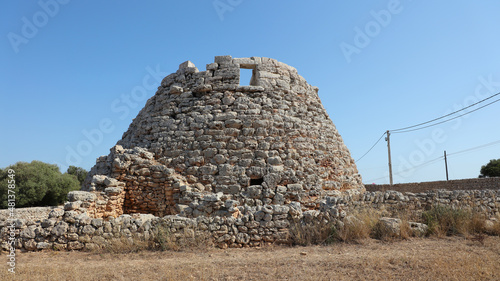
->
366, 178, 500, 193
0, 206, 60, 222
1, 189, 499, 252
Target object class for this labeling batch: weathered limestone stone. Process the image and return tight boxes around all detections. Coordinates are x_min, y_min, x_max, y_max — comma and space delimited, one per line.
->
20, 226, 36, 239
48, 208, 65, 219
52, 222, 69, 236
64, 201, 81, 211
376, 217, 429, 237
409, 222, 428, 237
377, 217, 402, 236
41, 219, 55, 228
36, 242, 51, 250
67, 191, 97, 202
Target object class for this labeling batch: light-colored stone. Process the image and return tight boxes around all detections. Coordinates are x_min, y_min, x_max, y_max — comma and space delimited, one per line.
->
68, 191, 97, 202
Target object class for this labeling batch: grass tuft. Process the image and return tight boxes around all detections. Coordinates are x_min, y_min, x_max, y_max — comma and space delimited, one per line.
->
337, 209, 380, 242
288, 220, 336, 246
422, 205, 486, 237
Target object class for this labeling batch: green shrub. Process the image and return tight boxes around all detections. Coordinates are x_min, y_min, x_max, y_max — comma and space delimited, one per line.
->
479, 158, 500, 178
0, 161, 81, 208
66, 165, 88, 185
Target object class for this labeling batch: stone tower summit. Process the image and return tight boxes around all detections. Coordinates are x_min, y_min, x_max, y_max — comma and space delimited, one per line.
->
83, 55, 364, 218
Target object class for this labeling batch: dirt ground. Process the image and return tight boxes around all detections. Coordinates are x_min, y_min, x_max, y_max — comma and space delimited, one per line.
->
2, 236, 500, 281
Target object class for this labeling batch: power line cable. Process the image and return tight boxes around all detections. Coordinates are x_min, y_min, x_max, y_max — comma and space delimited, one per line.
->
397, 156, 444, 174
447, 139, 500, 157
364, 139, 500, 183
360, 92, 500, 178
391, 92, 500, 132
392, 97, 500, 134
364, 156, 443, 183
355, 132, 387, 162
364, 175, 388, 183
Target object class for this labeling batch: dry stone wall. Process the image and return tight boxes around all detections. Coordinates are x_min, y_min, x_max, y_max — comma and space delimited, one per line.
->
82, 56, 364, 219
366, 178, 500, 193
355, 189, 500, 217
1, 188, 499, 251
0, 207, 58, 222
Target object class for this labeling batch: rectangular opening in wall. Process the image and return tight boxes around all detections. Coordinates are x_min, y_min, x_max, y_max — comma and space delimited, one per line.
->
250, 177, 264, 186
239, 67, 254, 86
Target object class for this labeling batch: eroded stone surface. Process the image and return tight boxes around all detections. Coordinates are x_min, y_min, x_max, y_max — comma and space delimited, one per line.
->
82, 56, 364, 218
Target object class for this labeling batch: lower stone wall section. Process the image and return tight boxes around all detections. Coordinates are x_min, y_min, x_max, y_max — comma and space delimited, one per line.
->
366, 177, 500, 193
353, 189, 500, 218
0, 205, 298, 251
1, 189, 499, 251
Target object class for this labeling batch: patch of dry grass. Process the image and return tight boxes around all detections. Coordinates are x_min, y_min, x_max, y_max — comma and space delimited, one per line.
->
288, 220, 335, 246
492, 219, 500, 236
337, 208, 381, 242
2, 237, 500, 280
290, 206, 498, 246
96, 236, 151, 254
422, 205, 489, 237
88, 224, 213, 254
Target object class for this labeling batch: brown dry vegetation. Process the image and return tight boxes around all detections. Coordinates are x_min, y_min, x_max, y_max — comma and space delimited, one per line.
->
3, 206, 499, 280
2, 237, 500, 281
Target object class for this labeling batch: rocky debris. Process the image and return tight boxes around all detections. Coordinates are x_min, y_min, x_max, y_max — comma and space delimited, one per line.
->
376, 217, 402, 237
377, 217, 428, 238
409, 221, 428, 237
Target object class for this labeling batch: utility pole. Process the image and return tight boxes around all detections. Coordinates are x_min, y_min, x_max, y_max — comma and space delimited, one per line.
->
386, 130, 393, 185
444, 150, 449, 181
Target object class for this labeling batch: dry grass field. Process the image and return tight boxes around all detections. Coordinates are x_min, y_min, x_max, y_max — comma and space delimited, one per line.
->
2, 236, 500, 280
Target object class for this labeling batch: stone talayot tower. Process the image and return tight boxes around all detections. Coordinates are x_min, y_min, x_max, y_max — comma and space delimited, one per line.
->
82, 55, 364, 218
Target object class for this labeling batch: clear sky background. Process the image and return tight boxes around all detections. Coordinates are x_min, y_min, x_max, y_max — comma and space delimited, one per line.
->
1, 0, 500, 184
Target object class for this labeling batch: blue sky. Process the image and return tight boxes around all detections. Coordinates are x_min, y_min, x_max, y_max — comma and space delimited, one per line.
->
1, 0, 500, 184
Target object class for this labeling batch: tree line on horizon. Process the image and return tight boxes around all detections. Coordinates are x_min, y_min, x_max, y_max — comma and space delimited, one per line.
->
0, 161, 87, 209
479, 158, 500, 178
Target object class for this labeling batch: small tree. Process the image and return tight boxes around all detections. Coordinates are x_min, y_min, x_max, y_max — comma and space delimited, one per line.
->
0, 161, 81, 208
66, 165, 88, 185
479, 159, 500, 178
